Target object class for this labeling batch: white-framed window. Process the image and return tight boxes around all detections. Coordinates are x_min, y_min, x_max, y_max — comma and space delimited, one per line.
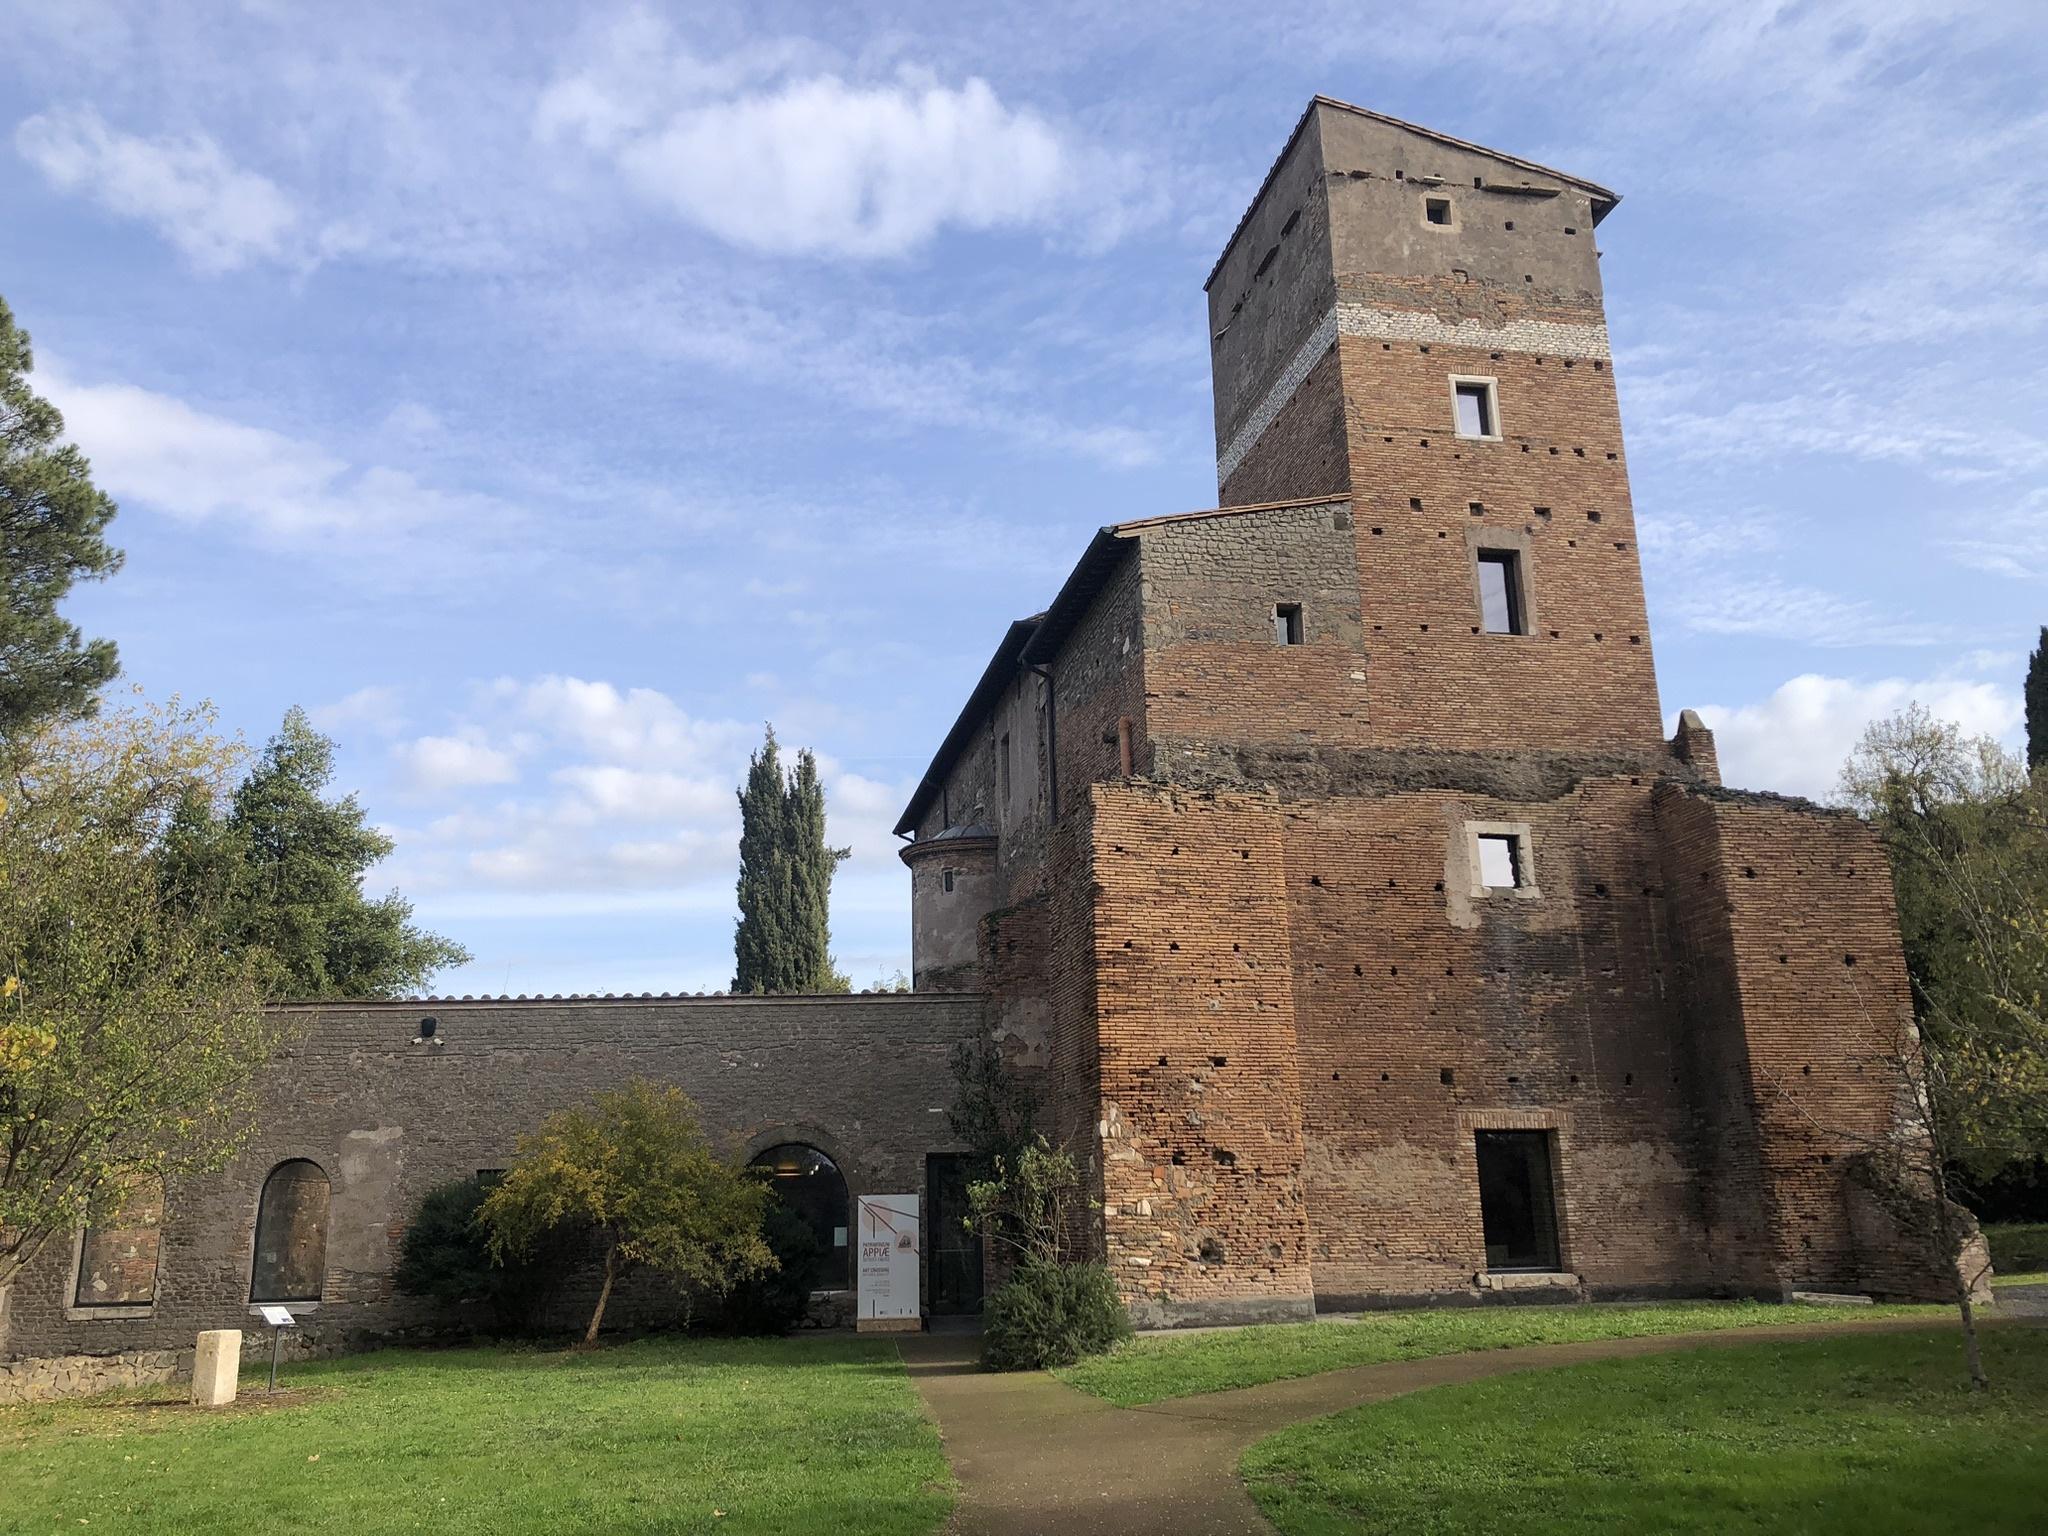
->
1450, 375, 1501, 440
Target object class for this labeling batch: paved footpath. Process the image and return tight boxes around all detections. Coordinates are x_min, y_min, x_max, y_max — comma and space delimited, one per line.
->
899, 1315, 1997, 1536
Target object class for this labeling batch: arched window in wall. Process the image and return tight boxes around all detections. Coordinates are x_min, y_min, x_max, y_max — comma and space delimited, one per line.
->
250, 1159, 330, 1303
750, 1144, 850, 1291
73, 1173, 165, 1309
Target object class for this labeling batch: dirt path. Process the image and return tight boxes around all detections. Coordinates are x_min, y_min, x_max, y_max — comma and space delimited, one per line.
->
899, 1316, 1973, 1536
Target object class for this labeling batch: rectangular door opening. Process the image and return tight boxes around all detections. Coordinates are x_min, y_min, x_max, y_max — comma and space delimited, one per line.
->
1475, 1129, 1561, 1271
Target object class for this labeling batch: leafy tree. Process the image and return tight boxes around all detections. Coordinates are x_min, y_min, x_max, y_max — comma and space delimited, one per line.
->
393, 1175, 582, 1333
947, 1034, 1038, 1183
1832, 706, 2048, 1387
0, 695, 287, 1292
2027, 627, 2048, 771
966, 1136, 1093, 1268
732, 726, 849, 994
165, 707, 468, 999
479, 1080, 774, 1344
0, 296, 122, 738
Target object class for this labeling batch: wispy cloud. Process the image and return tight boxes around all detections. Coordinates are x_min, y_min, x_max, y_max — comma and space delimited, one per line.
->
1663, 575, 1947, 650
15, 106, 303, 272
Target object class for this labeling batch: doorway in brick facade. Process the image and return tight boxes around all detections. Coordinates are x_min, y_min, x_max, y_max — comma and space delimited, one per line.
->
925, 1153, 983, 1316
1475, 1130, 1562, 1271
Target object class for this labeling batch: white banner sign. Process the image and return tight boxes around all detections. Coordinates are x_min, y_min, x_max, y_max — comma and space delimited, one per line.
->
856, 1193, 920, 1323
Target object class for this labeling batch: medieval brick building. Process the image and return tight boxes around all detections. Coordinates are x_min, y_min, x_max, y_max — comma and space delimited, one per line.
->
893, 97, 1957, 1327
0, 99, 1967, 1397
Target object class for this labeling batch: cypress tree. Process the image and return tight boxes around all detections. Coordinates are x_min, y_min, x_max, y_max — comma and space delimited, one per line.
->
2027, 627, 2048, 771
786, 746, 851, 993
732, 728, 851, 994
733, 728, 789, 993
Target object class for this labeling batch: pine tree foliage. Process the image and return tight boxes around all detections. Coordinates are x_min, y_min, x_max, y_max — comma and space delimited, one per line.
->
732, 726, 850, 993
2026, 627, 2048, 771
0, 296, 122, 738
162, 707, 469, 999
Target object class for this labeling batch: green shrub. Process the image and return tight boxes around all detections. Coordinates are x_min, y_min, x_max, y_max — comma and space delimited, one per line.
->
982, 1260, 1132, 1371
1986, 1221, 2048, 1275
394, 1176, 579, 1333
717, 1196, 824, 1335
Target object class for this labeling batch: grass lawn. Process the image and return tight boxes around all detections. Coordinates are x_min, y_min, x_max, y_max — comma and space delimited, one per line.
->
1054, 1299, 1935, 1406
0, 1335, 950, 1536
1241, 1326, 2047, 1536
1986, 1221, 2048, 1286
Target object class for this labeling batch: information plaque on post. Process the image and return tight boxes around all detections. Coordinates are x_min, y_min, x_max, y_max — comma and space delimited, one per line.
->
855, 1193, 921, 1333
258, 1305, 296, 1392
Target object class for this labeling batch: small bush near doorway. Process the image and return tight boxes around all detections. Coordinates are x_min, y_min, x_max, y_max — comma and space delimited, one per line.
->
981, 1261, 1132, 1371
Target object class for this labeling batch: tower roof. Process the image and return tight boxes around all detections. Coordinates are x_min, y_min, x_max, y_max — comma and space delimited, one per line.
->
1204, 95, 1621, 292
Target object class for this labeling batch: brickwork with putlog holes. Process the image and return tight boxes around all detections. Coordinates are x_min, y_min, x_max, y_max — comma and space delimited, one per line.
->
894, 98, 1972, 1324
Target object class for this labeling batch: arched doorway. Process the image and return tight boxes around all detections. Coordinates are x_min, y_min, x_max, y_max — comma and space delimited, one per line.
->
750, 1143, 850, 1291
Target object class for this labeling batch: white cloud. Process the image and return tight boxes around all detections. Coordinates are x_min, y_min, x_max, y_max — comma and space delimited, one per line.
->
15, 105, 300, 273
1687, 672, 2023, 801
310, 685, 407, 739
536, 18, 1134, 259
394, 733, 520, 793
40, 366, 504, 545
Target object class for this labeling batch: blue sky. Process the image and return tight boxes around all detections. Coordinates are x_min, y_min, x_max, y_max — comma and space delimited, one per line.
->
2, 1, 2042, 997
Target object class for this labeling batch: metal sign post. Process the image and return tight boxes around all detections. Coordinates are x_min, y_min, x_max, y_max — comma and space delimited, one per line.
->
258, 1305, 296, 1393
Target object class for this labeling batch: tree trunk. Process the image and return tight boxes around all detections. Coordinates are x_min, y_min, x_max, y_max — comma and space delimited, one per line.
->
1930, 1161, 1988, 1391
584, 1243, 619, 1347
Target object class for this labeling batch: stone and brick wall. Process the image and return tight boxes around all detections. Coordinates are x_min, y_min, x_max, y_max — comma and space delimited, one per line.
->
2, 994, 984, 1397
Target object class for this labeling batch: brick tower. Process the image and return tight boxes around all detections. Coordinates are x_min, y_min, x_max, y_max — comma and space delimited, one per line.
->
1207, 99, 1660, 754
893, 97, 1976, 1327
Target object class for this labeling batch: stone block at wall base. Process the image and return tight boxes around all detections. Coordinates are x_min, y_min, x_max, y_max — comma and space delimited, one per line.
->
1127, 1292, 1316, 1331
0, 1348, 190, 1406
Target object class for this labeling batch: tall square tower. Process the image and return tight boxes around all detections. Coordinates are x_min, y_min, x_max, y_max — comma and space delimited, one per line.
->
1206, 99, 1662, 754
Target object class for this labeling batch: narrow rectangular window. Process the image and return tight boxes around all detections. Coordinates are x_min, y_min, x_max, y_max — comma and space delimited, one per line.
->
998, 732, 1012, 804
1476, 1130, 1561, 1271
1476, 833, 1523, 890
1476, 549, 1525, 634
1453, 380, 1497, 438
1272, 603, 1304, 646
941, 868, 957, 893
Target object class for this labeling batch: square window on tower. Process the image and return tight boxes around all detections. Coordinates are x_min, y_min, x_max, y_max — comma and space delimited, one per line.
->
1452, 378, 1500, 439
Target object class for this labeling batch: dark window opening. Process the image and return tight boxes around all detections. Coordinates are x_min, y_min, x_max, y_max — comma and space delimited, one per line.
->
73, 1174, 164, 1308
751, 1144, 851, 1290
1476, 1130, 1561, 1271
1476, 832, 1526, 890
1273, 603, 1304, 646
998, 731, 1012, 805
1454, 381, 1497, 438
1424, 196, 1451, 226
250, 1159, 330, 1303
941, 867, 957, 893
1476, 549, 1526, 634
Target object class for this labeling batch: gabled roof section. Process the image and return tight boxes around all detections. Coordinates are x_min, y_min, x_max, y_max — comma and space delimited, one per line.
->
893, 494, 1351, 836
893, 617, 1040, 837
1205, 95, 1621, 292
